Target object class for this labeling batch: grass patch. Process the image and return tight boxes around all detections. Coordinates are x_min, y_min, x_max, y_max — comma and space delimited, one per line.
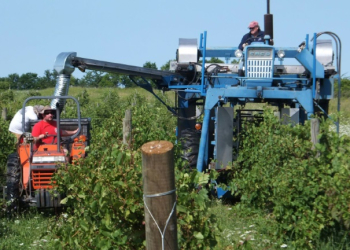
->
0, 209, 53, 249
212, 200, 350, 250
211, 201, 287, 249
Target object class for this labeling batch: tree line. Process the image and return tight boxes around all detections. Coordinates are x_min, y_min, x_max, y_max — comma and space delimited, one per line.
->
0, 61, 163, 90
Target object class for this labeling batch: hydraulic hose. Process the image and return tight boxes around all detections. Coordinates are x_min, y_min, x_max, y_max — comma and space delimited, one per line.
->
312, 32, 342, 134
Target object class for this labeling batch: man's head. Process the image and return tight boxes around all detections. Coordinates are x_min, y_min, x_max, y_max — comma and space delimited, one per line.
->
33, 105, 45, 118
40, 105, 56, 122
248, 21, 260, 36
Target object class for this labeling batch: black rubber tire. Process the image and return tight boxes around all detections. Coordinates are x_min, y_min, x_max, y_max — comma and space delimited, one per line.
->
6, 153, 21, 214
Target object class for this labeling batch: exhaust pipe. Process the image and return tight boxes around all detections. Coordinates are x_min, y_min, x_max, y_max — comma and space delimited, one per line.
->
264, 0, 274, 44
51, 75, 70, 112
50, 52, 77, 112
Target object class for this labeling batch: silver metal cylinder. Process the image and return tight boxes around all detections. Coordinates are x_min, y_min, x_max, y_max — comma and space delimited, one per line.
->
50, 74, 70, 112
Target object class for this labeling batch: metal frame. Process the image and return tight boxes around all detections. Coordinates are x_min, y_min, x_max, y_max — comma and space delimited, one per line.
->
53, 30, 339, 173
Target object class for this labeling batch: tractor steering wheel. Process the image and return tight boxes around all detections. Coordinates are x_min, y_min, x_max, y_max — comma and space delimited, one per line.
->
42, 134, 57, 144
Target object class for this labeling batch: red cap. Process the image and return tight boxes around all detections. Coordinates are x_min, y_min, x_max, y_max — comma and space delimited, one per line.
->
248, 21, 259, 28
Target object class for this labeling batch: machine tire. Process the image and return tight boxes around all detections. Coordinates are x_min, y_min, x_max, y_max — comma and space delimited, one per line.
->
6, 153, 21, 214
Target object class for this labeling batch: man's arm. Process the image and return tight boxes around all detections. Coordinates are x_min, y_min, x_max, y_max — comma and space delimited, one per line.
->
31, 122, 46, 143
61, 128, 79, 136
238, 33, 249, 50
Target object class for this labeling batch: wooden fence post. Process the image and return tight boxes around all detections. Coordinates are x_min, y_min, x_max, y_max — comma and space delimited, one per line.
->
311, 118, 320, 151
2, 186, 7, 200
123, 110, 132, 146
141, 141, 178, 250
2, 108, 7, 120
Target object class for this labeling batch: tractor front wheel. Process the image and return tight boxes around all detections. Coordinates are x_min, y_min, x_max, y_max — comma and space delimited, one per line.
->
6, 153, 21, 214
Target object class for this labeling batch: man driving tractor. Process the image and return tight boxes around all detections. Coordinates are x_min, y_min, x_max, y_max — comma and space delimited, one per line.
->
31, 105, 78, 149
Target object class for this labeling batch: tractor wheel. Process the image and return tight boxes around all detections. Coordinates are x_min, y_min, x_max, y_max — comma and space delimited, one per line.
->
6, 153, 21, 214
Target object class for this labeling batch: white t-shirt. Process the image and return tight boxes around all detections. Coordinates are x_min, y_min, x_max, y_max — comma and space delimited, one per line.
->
9, 106, 38, 134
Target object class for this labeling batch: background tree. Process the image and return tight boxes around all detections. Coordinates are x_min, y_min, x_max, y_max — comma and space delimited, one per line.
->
37, 69, 58, 88
143, 61, 157, 70
120, 75, 133, 88
79, 71, 103, 87
142, 61, 158, 88
199, 57, 224, 63
8, 73, 20, 90
18, 73, 39, 89
0, 78, 10, 90
99, 73, 120, 87
160, 60, 174, 71
207, 57, 224, 63
70, 75, 80, 86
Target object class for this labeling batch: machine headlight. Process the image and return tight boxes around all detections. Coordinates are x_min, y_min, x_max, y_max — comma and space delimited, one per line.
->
277, 50, 285, 58
234, 49, 243, 58
32, 156, 65, 163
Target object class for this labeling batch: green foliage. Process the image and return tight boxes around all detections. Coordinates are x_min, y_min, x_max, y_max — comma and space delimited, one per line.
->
76, 88, 90, 107
0, 90, 14, 106
0, 79, 10, 90
1, 87, 349, 249
89, 90, 122, 120
79, 71, 104, 88
230, 110, 350, 248
0, 119, 16, 185
160, 60, 175, 71
199, 57, 225, 64
129, 92, 175, 149
207, 57, 224, 63
335, 77, 350, 98
99, 73, 120, 88
47, 95, 219, 249
143, 61, 157, 69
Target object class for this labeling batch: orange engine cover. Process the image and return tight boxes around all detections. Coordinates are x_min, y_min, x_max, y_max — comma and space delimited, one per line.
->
31, 144, 66, 189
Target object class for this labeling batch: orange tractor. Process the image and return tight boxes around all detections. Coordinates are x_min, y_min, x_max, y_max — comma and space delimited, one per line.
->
6, 96, 90, 211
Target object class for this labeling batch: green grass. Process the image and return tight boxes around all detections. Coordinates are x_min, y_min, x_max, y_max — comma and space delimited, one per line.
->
211, 201, 350, 250
1, 203, 349, 250
0, 209, 53, 249
211, 201, 285, 250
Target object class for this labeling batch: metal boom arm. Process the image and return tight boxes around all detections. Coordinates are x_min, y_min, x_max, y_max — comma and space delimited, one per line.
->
71, 56, 174, 80
54, 52, 178, 90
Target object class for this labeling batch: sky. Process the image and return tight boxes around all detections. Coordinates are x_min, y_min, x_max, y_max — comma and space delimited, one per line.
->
0, 0, 349, 80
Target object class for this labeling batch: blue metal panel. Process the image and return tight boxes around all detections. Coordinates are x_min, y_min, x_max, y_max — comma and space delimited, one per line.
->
205, 48, 236, 58
201, 47, 300, 60
216, 187, 228, 199
295, 49, 324, 78
213, 73, 240, 86
319, 77, 334, 99
204, 87, 314, 114
196, 109, 211, 172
